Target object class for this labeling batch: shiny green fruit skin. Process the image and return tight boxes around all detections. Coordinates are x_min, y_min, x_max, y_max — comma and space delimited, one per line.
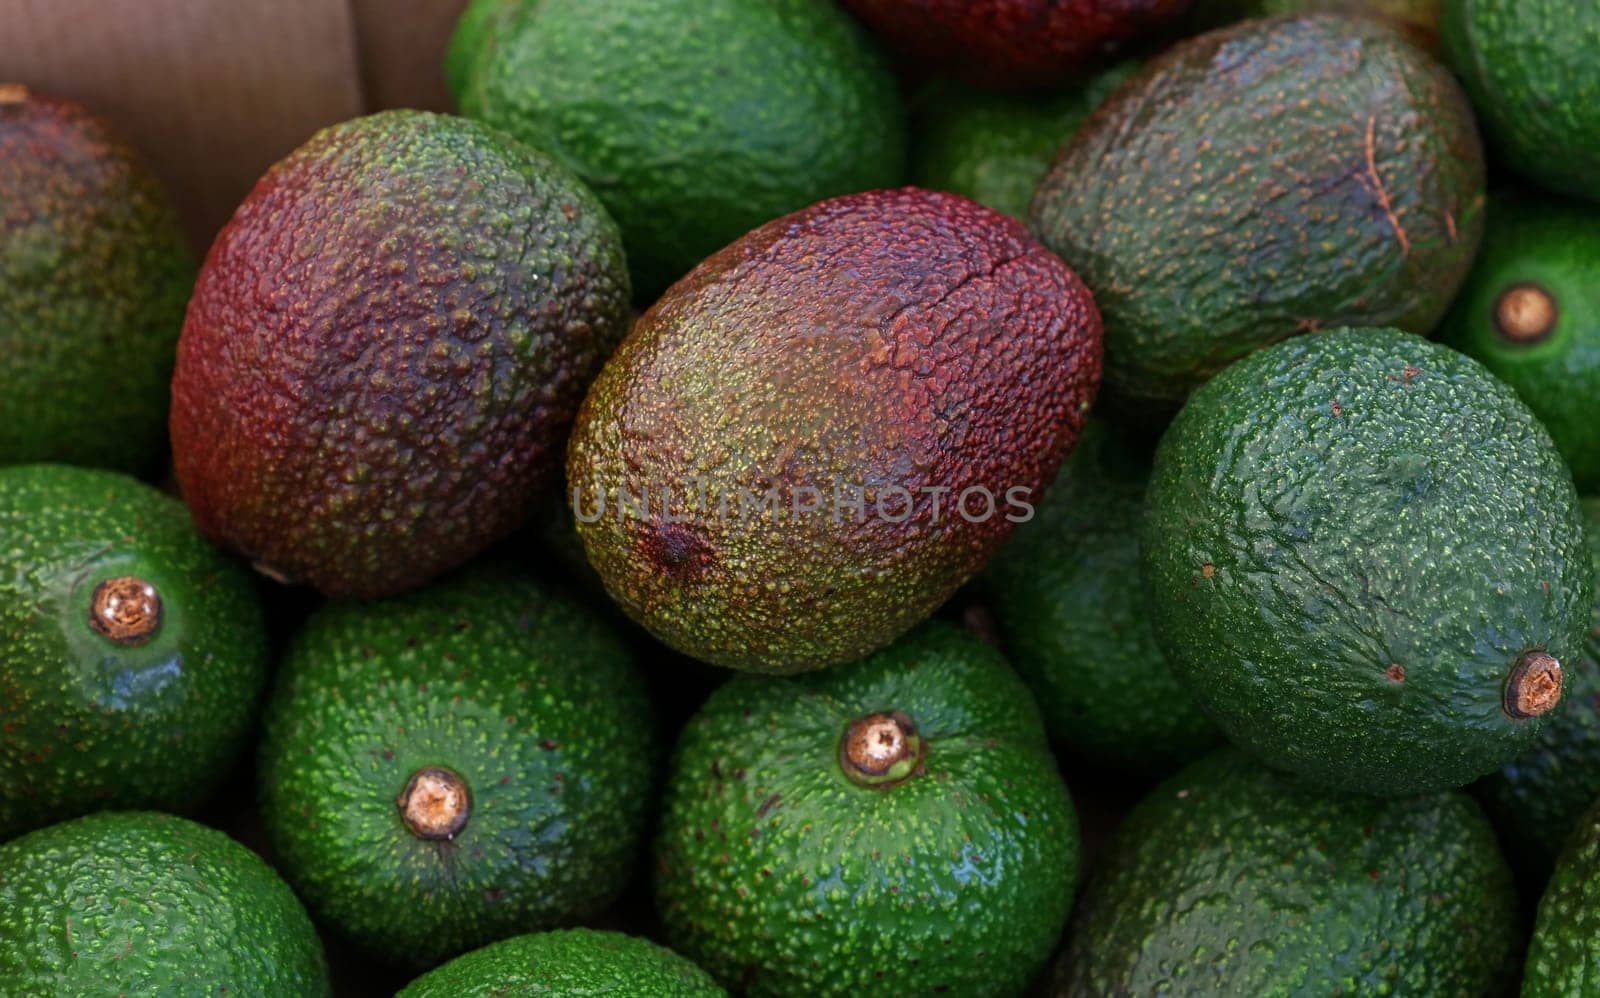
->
397, 929, 726, 997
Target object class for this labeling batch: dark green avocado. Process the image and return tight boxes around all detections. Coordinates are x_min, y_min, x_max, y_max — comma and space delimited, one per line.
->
397, 929, 726, 997
1524, 792, 1600, 996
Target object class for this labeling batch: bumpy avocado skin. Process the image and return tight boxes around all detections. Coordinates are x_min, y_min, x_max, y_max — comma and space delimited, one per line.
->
1143, 328, 1591, 795
654, 621, 1078, 997
0, 464, 268, 839
397, 929, 726, 997
0, 89, 194, 474
1524, 793, 1600, 996
258, 565, 656, 969
1032, 15, 1485, 412
1055, 749, 1518, 997
170, 110, 630, 599
452, 0, 906, 300
0, 811, 330, 996
1443, 0, 1600, 203
567, 188, 1102, 674
983, 422, 1218, 774
1441, 193, 1600, 492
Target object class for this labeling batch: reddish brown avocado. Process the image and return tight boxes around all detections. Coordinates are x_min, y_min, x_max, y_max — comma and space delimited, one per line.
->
840, 0, 1192, 89
566, 188, 1102, 674
171, 110, 630, 599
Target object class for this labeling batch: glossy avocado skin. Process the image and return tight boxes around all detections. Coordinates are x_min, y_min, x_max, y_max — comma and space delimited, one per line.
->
983, 422, 1218, 774
654, 621, 1078, 997
1441, 193, 1600, 492
0, 464, 268, 840
170, 110, 631, 600
1055, 748, 1518, 997
397, 929, 726, 997
1143, 328, 1591, 795
0, 89, 194, 474
452, 0, 906, 300
1524, 793, 1600, 996
0, 811, 331, 996
258, 565, 656, 969
1443, 0, 1600, 203
1032, 15, 1484, 413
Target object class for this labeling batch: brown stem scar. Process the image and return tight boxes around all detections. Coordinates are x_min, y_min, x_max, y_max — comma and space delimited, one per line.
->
89, 577, 163, 645
1494, 283, 1559, 344
397, 766, 472, 840
1506, 652, 1562, 719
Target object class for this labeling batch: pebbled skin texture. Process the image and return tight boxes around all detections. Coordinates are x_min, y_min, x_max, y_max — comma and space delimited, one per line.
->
396, 928, 726, 997
452, 0, 906, 301
1441, 193, 1600, 493
653, 621, 1078, 997
566, 188, 1103, 674
258, 565, 657, 969
1443, 0, 1600, 203
840, 0, 1191, 90
1143, 328, 1592, 795
170, 110, 630, 599
1524, 793, 1600, 996
983, 421, 1218, 775
1032, 14, 1485, 413
0, 464, 268, 839
0, 88, 194, 474
0, 810, 330, 997
1054, 748, 1519, 997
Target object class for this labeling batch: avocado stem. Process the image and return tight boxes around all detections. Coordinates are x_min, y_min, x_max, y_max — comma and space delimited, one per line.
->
840, 711, 924, 789
398, 766, 472, 841
88, 576, 163, 646
1493, 283, 1559, 344
1505, 651, 1563, 719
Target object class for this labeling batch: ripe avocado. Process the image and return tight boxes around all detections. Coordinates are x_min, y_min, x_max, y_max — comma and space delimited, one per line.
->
170, 110, 630, 599
982, 422, 1218, 773
0, 811, 330, 996
258, 565, 656, 968
0, 86, 193, 474
566, 188, 1103, 674
1143, 328, 1591, 795
1054, 748, 1518, 996
1440, 193, 1600, 492
397, 929, 726, 997
654, 621, 1078, 996
1186, 0, 1443, 50
451, 0, 906, 300
1443, 0, 1600, 202
1524, 793, 1600, 996
1032, 15, 1485, 413
0, 464, 268, 839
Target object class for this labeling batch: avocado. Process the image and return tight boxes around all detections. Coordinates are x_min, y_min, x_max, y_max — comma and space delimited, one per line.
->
258, 564, 656, 968
654, 621, 1078, 996
1143, 328, 1591, 795
397, 929, 726, 997
1031, 15, 1485, 413
1524, 793, 1600, 996
1186, 0, 1443, 50
567, 188, 1103, 674
170, 110, 630, 600
840, 0, 1190, 89
1440, 193, 1600, 493
911, 63, 1138, 222
0, 464, 268, 839
1443, 0, 1600, 203
0, 86, 194, 474
0, 810, 330, 996
1055, 748, 1519, 996
451, 0, 906, 300
983, 422, 1218, 774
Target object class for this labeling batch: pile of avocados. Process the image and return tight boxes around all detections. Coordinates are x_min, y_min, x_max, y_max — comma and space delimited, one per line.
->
3, 0, 1600, 994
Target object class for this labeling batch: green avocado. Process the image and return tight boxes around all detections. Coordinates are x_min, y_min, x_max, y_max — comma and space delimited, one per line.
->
1524, 793, 1600, 996
451, 0, 906, 300
0, 811, 330, 996
397, 929, 726, 997
983, 422, 1218, 774
1143, 328, 1591, 795
1032, 15, 1485, 413
258, 565, 657, 968
1055, 748, 1519, 996
1443, 0, 1600, 202
0, 86, 194, 474
0, 464, 268, 839
654, 621, 1078, 996
1440, 193, 1600, 492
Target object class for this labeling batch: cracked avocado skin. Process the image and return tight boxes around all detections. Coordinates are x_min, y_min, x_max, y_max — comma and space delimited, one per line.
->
1142, 328, 1591, 796
1031, 15, 1484, 413
0, 464, 268, 839
397, 929, 726, 997
653, 621, 1078, 996
257, 565, 656, 969
1054, 748, 1518, 997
